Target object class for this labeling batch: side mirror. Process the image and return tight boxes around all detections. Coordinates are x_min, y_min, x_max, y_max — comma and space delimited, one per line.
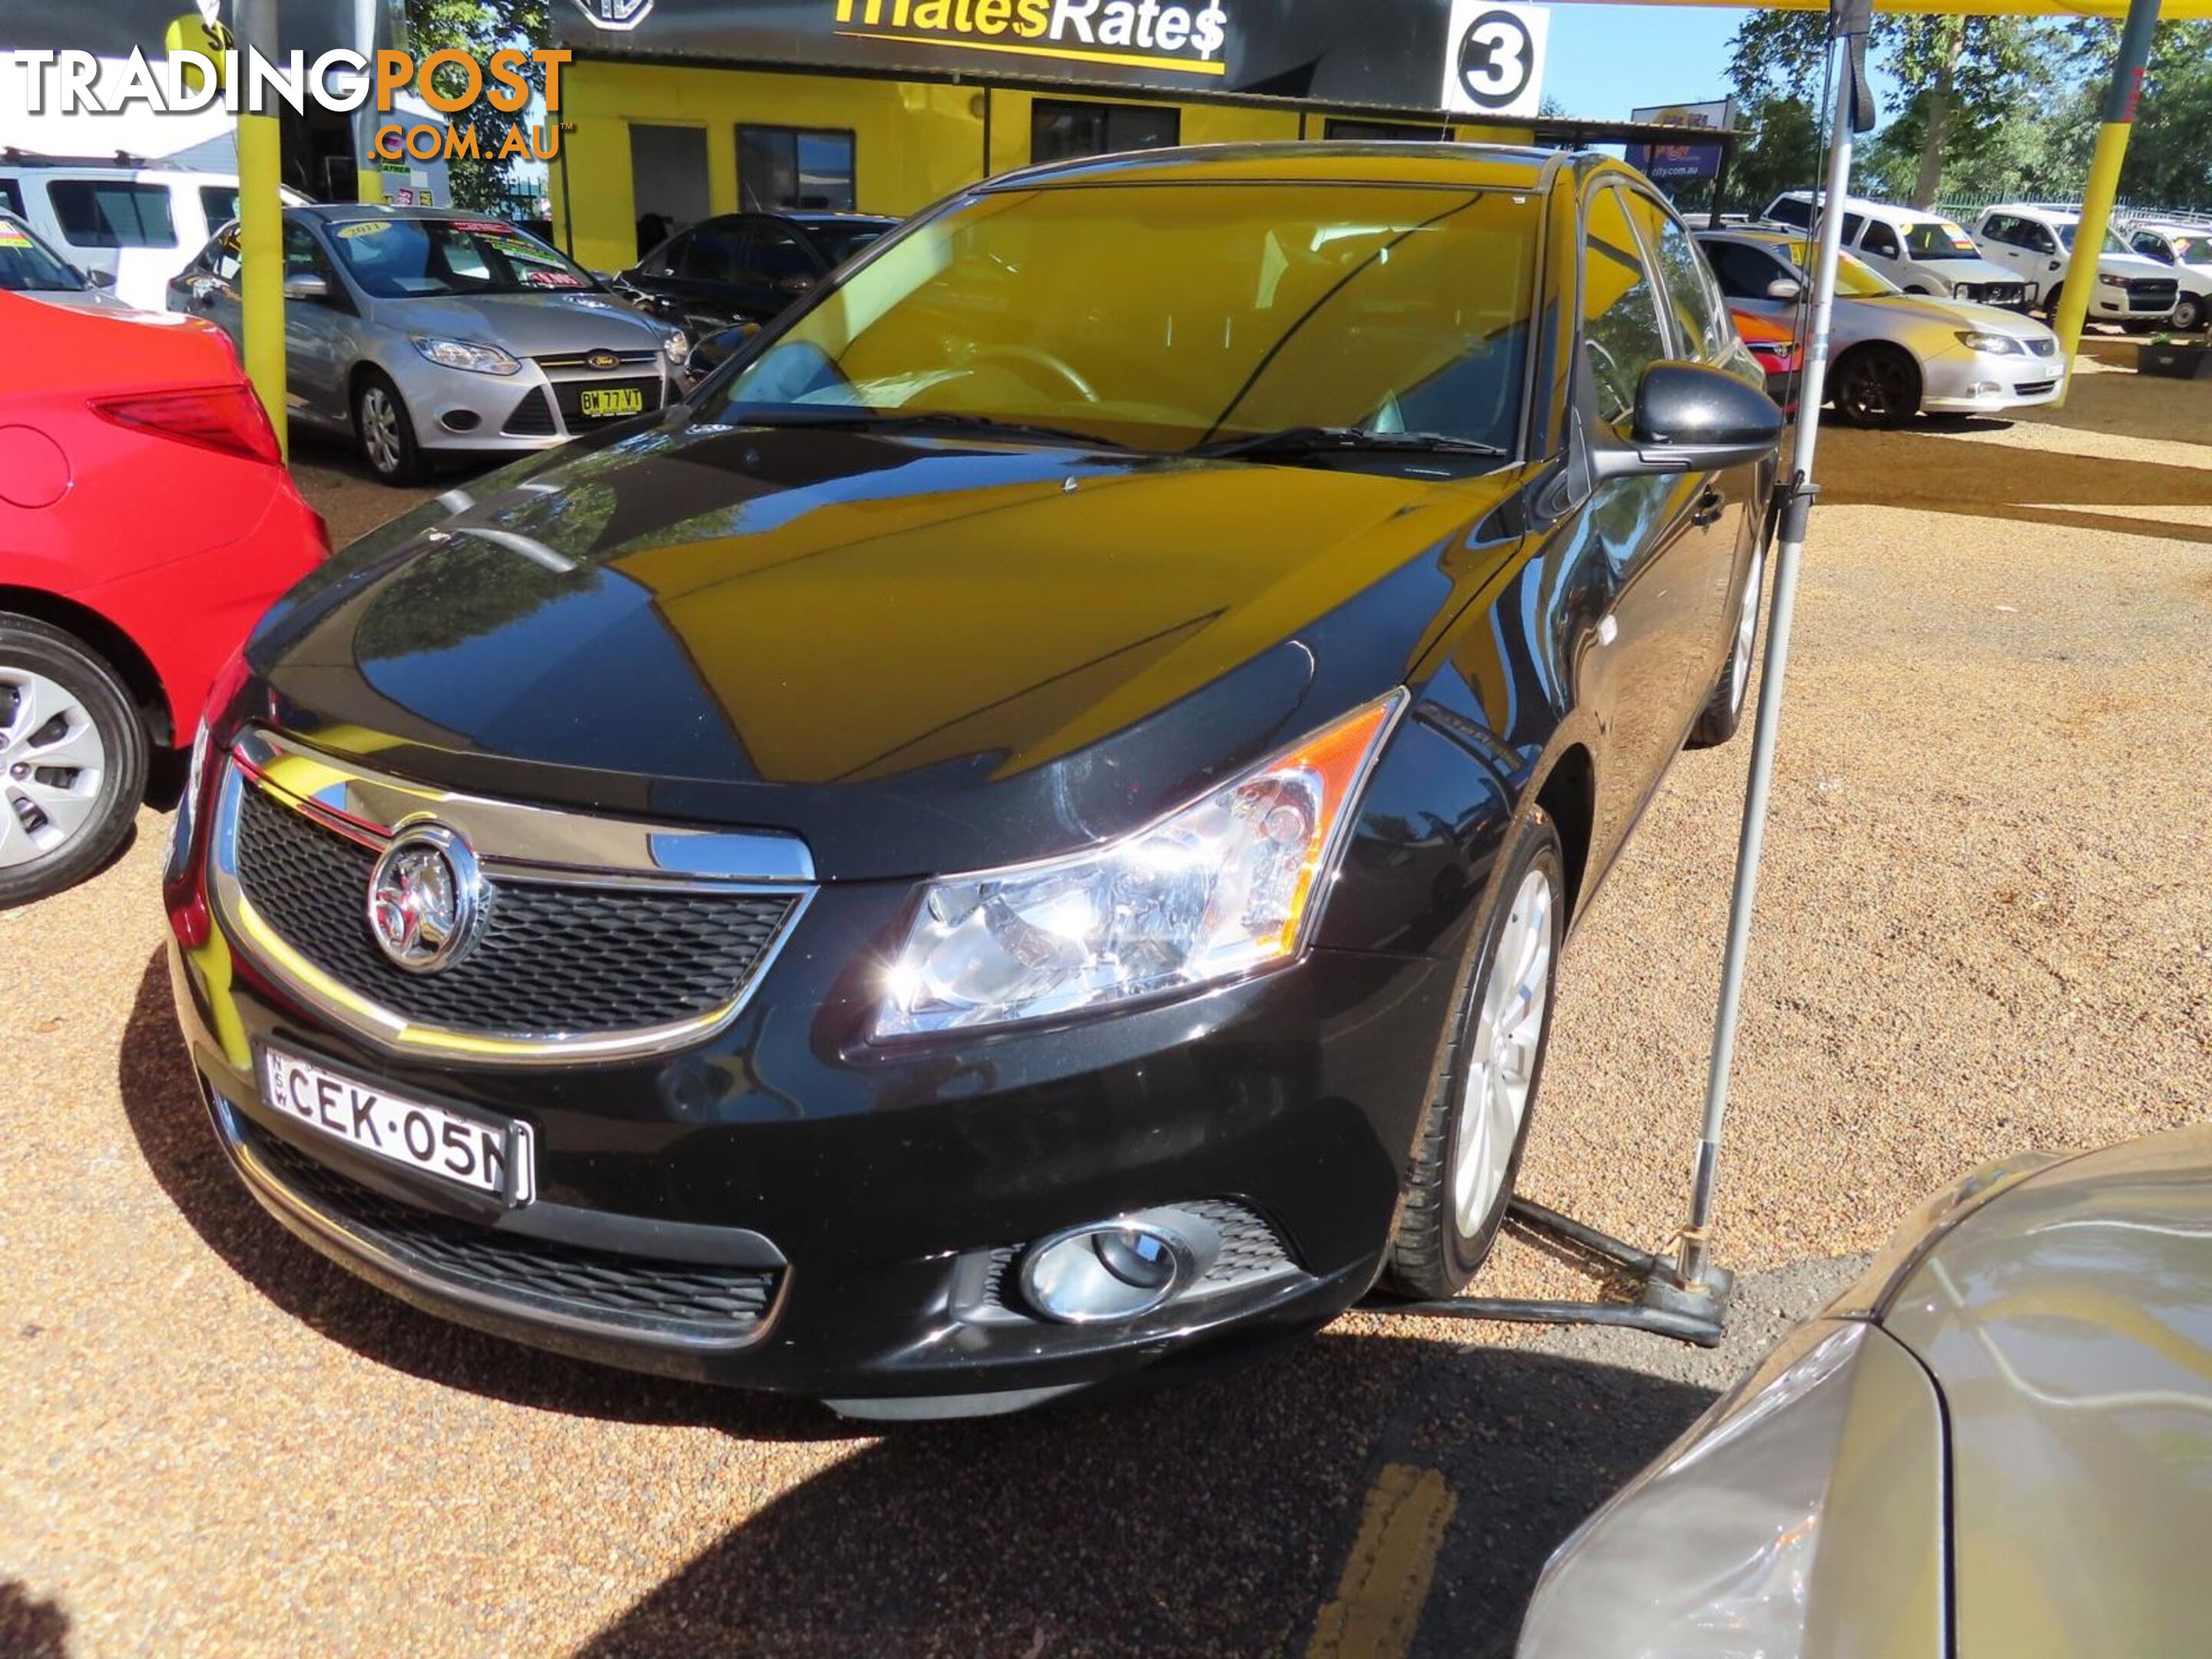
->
86, 268, 118, 290
684, 320, 763, 381
283, 272, 329, 302
1765, 276, 1803, 302
1590, 362, 1784, 483
775, 273, 815, 296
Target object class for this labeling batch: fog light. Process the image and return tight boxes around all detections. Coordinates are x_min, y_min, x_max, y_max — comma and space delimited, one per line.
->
1972, 380, 2002, 396
1021, 1218, 1198, 1324
440, 409, 483, 432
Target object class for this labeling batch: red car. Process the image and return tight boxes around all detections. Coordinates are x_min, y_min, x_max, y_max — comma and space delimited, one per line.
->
0, 293, 325, 904
1730, 304, 1803, 416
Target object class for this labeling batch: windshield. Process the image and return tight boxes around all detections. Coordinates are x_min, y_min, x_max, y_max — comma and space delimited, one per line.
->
327, 217, 598, 299
1903, 219, 1980, 260
2055, 221, 2131, 256
2169, 233, 2212, 267
1783, 240, 1896, 296
810, 224, 892, 267
0, 217, 84, 291
703, 181, 1540, 455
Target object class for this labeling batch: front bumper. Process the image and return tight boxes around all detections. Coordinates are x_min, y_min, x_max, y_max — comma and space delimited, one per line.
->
1921, 346, 2066, 415
168, 905, 1449, 1410
379, 348, 679, 459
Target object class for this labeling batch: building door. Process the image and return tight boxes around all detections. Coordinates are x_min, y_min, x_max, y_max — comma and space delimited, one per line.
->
628, 125, 711, 260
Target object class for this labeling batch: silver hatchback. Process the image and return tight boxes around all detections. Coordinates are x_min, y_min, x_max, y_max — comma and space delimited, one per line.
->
169, 206, 687, 485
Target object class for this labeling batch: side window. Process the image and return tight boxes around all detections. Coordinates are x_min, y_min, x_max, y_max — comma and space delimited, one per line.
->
1625, 193, 1734, 361
2023, 220, 2057, 253
644, 229, 688, 278
1841, 212, 1865, 243
280, 224, 331, 282
750, 224, 814, 285
1702, 240, 1783, 301
47, 180, 177, 249
0, 178, 23, 217
680, 223, 743, 284
1863, 221, 1899, 259
2131, 230, 2172, 263
1581, 187, 1672, 426
1767, 197, 1811, 230
1980, 215, 2017, 247
200, 186, 241, 233
207, 227, 242, 282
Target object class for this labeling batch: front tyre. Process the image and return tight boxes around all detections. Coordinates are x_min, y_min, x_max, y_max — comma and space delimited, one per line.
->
1830, 344, 1921, 428
1382, 810, 1565, 1298
353, 369, 428, 485
2174, 293, 2206, 333
0, 615, 148, 907
1687, 529, 1767, 748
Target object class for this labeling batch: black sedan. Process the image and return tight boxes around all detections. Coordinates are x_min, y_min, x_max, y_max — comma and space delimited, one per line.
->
164, 144, 1780, 1419
617, 209, 898, 338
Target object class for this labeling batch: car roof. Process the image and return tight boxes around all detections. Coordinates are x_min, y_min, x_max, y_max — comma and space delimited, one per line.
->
1981, 202, 2074, 221
297, 202, 514, 223
979, 141, 1571, 194
1771, 191, 1955, 225
778, 210, 899, 227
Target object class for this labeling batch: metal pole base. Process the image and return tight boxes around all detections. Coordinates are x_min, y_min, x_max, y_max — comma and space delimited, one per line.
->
1366, 1197, 1736, 1349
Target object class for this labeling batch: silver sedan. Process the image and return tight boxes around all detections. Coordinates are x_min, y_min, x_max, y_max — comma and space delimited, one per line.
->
168, 206, 687, 485
1700, 227, 2064, 427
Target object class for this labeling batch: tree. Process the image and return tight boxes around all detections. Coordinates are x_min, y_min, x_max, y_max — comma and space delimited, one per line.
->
1727, 96, 1825, 215
2061, 19, 2212, 210
402, 1, 551, 209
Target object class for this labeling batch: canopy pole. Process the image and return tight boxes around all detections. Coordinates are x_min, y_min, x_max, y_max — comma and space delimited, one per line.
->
236, 0, 287, 455
2050, 0, 2164, 400
1674, 0, 1869, 1293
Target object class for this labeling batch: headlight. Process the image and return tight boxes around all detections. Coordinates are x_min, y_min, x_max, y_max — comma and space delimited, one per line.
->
1951, 280, 1969, 298
875, 691, 1404, 1037
663, 329, 690, 363
2097, 272, 2129, 290
1518, 1320, 1947, 1659
409, 336, 522, 376
1955, 329, 2022, 354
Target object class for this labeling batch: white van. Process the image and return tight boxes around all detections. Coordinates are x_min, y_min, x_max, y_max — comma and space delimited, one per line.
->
1972, 202, 2178, 326
1762, 191, 2028, 308
0, 158, 310, 313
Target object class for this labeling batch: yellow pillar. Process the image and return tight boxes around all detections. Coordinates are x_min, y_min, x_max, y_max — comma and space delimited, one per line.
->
233, 0, 286, 454
2051, 0, 2164, 405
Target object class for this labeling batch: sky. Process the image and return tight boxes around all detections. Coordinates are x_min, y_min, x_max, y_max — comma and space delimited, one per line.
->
1541, 4, 1747, 121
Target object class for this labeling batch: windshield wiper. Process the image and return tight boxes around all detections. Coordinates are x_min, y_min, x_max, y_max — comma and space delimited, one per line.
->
1189, 426, 1508, 461
727, 409, 1134, 450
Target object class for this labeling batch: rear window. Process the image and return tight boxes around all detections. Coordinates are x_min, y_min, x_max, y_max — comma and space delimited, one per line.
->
1766, 197, 1813, 229
48, 180, 177, 249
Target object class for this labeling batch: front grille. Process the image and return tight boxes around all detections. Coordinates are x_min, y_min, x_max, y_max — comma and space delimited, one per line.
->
534, 349, 660, 371
2014, 379, 2059, 396
2128, 280, 2178, 312
551, 376, 664, 426
1962, 282, 2026, 308
502, 387, 555, 435
232, 779, 800, 1039
237, 1111, 779, 1340
984, 1199, 1299, 1315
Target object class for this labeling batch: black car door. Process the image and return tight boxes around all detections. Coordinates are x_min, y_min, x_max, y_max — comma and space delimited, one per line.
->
1569, 184, 1714, 868
622, 223, 744, 336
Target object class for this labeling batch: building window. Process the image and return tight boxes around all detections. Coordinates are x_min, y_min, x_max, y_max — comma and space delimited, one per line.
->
46, 180, 176, 249
1030, 100, 1179, 164
1323, 119, 1452, 141
738, 127, 856, 211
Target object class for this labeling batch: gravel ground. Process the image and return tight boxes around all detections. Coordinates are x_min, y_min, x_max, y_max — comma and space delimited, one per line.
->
2, 369, 2207, 1657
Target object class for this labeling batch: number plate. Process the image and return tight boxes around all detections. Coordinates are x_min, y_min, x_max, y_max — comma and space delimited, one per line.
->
260, 1046, 535, 1204
578, 386, 644, 419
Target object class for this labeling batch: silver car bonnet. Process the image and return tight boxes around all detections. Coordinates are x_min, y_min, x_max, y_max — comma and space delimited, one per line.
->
1882, 1127, 2212, 1659
360, 288, 671, 358
1851, 290, 2053, 339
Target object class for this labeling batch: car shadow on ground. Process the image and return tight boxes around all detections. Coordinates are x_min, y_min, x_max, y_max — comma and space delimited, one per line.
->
117, 950, 1718, 1654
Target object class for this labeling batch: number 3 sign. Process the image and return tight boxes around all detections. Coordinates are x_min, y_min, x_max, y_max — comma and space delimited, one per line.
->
1441, 1, 1551, 121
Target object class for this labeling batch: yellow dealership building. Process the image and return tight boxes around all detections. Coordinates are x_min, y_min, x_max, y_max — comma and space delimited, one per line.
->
546, 0, 1570, 275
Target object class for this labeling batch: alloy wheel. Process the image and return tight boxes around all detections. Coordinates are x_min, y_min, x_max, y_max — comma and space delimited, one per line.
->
1839, 354, 1913, 424
1452, 866, 1556, 1235
1730, 542, 1766, 717
360, 386, 403, 475
0, 668, 108, 868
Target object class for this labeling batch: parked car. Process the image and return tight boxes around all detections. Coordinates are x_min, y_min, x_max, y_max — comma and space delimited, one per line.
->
1761, 190, 2028, 307
1519, 1126, 2212, 1659
1700, 227, 2063, 426
0, 292, 325, 906
617, 210, 901, 336
167, 206, 689, 485
1972, 202, 2177, 327
164, 144, 1782, 1419
0, 156, 309, 313
0, 210, 133, 313
1730, 305, 1802, 413
2121, 218, 2212, 332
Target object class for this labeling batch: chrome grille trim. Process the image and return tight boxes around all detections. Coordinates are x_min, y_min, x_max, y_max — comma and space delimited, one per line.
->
209, 728, 817, 1065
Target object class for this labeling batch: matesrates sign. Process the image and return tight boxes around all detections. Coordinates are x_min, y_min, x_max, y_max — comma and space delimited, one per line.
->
557, 0, 1550, 118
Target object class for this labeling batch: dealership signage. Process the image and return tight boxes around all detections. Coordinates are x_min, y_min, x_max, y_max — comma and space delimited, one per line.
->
1624, 98, 1736, 181
558, 0, 1546, 116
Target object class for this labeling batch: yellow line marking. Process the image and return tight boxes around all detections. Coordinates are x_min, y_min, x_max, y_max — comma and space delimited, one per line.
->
1306, 1462, 1458, 1659
833, 29, 1227, 75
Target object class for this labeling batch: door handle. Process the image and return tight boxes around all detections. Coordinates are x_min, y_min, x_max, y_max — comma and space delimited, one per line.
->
1693, 487, 1726, 528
